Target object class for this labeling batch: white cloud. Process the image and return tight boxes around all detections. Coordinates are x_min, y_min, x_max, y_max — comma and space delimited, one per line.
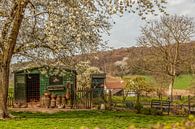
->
169, 0, 186, 6
104, 0, 195, 48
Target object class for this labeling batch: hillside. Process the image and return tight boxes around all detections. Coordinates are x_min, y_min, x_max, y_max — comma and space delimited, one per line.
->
11, 41, 195, 76
77, 41, 195, 76
10, 41, 195, 90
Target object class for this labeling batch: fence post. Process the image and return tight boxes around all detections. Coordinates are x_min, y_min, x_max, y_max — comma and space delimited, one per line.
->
188, 95, 191, 114
7, 92, 14, 108
89, 88, 92, 109
91, 88, 94, 107
108, 90, 112, 110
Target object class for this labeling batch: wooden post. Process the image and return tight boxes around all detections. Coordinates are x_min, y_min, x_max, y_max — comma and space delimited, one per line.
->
89, 88, 92, 108
160, 95, 163, 115
91, 87, 94, 107
108, 90, 112, 110
160, 100, 163, 115
122, 89, 125, 101
168, 101, 170, 115
188, 95, 191, 114
87, 88, 90, 109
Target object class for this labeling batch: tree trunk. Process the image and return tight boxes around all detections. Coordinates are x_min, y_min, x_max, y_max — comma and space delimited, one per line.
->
168, 76, 175, 101
136, 92, 142, 113
136, 93, 140, 104
0, 0, 28, 119
0, 64, 11, 119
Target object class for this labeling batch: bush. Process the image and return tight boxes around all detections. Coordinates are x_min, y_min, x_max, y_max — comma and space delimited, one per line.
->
171, 105, 187, 116
93, 98, 105, 105
125, 101, 134, 109
141, 108, 162, 115
150, 108, 162, 115
141, 108, 151, 115
134, 103, 143, 113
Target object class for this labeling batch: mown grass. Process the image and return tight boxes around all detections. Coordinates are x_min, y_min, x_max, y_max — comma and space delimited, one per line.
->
124, 74, 195, 90
174, 74, 195, 89
0, 110, 184, 129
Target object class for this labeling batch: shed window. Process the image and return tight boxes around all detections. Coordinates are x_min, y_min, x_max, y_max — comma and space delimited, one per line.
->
49, 75, 63, 85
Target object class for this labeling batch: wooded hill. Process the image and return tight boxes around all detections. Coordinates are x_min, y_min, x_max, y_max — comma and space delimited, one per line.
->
77, 41, 195, 76
11, 41, 195, 77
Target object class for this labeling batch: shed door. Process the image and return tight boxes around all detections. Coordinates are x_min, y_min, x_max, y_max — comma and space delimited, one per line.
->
26, 74, 40, 102
15, 75, 26, 103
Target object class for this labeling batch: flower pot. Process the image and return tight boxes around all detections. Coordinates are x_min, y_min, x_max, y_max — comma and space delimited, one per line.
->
100, 104, 106, 110
44, 96, 50, 108
50, 98, 56, 108
62, 96, 66, 106
56, 95, 61, 106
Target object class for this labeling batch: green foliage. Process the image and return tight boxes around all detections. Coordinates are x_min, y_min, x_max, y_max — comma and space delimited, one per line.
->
141, 108, 151, 115
141, 108, 163, 116
174, 75, 195, 89
134, 103, 143, 113
0, 111, 184, 129
152, 115, 195, 129
125, 101, 134, 109
8, 87, 14, 93
93, 98, 105, 105
123, 76, 154, 93
76, 61, 102, 87
123, 76, 155, 107
150, 108, 163, 116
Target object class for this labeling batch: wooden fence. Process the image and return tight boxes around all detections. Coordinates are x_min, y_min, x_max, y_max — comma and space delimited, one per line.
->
6, 88, 94, 109
7, 92, 14, 107
75, 87, 93, 109
6, 87, 195, 114
181, 95, 195, 114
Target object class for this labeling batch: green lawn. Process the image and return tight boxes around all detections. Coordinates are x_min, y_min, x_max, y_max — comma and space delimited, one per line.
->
0, 111, 184, 129
174, 74, 195, 89
124, 74, 195, 90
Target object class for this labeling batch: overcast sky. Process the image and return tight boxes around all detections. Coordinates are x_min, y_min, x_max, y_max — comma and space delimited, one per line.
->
104, 0, 195, 48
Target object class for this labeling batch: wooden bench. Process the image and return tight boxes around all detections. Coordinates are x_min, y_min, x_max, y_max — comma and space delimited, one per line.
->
151, 100, 171, 115
189, 106, 195, 114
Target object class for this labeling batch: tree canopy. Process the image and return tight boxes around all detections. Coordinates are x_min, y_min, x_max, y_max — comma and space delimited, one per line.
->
138, 15, 195, 100
0, 0, 167, 119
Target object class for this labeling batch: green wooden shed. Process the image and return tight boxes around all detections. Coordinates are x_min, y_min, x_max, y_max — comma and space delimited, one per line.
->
14, 66, 77, 104
91, 73, 106, 98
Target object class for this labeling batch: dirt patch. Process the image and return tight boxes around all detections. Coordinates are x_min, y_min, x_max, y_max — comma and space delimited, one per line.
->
163, 89, 193, 96
172, 89, 192, 96
9, 108, 92, 113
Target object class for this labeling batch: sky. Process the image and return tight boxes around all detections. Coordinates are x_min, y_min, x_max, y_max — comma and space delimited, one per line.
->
104, 0, 195, 49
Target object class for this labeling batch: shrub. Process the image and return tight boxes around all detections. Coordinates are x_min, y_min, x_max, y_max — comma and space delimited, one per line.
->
141, 108, 151, 115
150, 108, 162, 116
171, 105, 187, 116
125, 101, 134, 109
134, 103, 143, 113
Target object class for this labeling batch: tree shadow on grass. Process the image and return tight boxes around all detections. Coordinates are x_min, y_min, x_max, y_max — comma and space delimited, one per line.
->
1, 110, 185, 129
11, 110, 113, 119
11, 110, 184, 122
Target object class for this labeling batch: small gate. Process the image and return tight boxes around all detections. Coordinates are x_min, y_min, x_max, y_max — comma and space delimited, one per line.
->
76, 87, 93, 109
7, 92, 14, 107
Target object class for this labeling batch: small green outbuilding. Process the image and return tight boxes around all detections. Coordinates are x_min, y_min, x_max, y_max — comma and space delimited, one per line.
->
14, 66, 77, 104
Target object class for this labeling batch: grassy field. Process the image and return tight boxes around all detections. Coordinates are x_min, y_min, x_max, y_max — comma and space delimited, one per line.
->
174, 74, 195, 89
124, 74, 195, 90
0, 111, 184, 129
